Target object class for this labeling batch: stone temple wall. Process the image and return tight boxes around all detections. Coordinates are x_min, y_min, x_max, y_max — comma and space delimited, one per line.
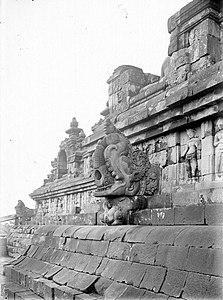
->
29, 0, 223, 226
4, 225, 223, 299
3, 1, 223, 298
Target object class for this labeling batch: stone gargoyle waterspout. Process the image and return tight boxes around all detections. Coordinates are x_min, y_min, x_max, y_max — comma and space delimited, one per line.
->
93, 118, 159, 225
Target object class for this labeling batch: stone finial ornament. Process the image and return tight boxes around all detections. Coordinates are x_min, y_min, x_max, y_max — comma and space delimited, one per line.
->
15, 200, 36, 218
93, 118, 159, 225
214, 117, 223, 180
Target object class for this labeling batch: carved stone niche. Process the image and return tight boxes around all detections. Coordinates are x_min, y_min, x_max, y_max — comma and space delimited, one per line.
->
92, 118, 160, 225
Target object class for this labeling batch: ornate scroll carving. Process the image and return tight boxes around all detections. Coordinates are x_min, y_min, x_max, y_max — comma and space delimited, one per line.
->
93, 119, 159, 225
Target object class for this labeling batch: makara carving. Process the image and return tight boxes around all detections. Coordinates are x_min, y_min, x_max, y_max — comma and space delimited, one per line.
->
93, 118, 159, 225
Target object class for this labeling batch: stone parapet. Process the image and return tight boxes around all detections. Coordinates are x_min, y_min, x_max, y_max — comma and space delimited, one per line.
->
2, 225, 223, 299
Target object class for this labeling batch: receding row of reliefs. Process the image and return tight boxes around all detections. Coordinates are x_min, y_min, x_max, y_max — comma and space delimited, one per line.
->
34, 190, 100, 222
43, 117, 86, 184
93, 119, 160, 225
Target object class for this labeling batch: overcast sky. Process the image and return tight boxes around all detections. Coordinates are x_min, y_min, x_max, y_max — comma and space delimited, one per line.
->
0, 0, 191, 217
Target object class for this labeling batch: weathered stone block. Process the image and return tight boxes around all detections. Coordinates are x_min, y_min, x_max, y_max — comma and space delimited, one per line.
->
141, 291, 168, 299
201, 154, 214, 176
172, 191, 199, 206
106, 241, 131, 261
76, 240, 92, 255
74, 254, 91, 272
198, 18, 220, 39
18, 270, 28, 287
144, 81, 166, 98
4, 264, 13, 279
42, 281, 58, 300
182, 272, 210, 299
161, 269, 187, 297
124, 226, 154, 243
168, 35, 178, 56
205, 276, 223, 299
71, 213, 97, 225
199, 34, 221, 61
155, 245, 188, 270
129, 243, 157, 265
41, 248, 55, 262
131, 209, 152, 225
73, 227, 93, 239
175, 225, 223, 249
191, 54, 215, 73
111, 261, 132, 283
89, 240, 109, 257
103, 226, 132, 242
104, 282, 127, 300
44, 265, 63, 280
100, 259, 121, 279
147, 193, 172, 209
15, 290, 41, 299
94, 277, 113, 295
26, 245, 39, 258
53, 268, 75, 285
49, 250, 64, 265
95, 258, 109, 276
53, 225, 71, 237
116, 285, 146, 300
167, 146, 178, 164
185, 247, 223, 277
122, 263, 147, 287
75, 294, 99, 300
146, 226, 185, 245
32, 278, 49, 298
191, 74, 223, 97
128, 109, 148, 126
11, 267, 20, 283
166, 86, 189, 108
174, 205, 204, 225
62, 226, 80, 237
202, 135, 214, 154
64, 238, 79, 252
205, 204, 223, 224
140, 265, 166, 293
151, 208, 174, 225
87, 226, 109, 241
84, 256, 102, 274
25, 272, 41, 291
67, 273, 98, 292
167, 11, 179, 33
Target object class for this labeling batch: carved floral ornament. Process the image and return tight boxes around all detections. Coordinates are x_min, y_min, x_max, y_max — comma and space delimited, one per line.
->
93, 118, 159, 225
